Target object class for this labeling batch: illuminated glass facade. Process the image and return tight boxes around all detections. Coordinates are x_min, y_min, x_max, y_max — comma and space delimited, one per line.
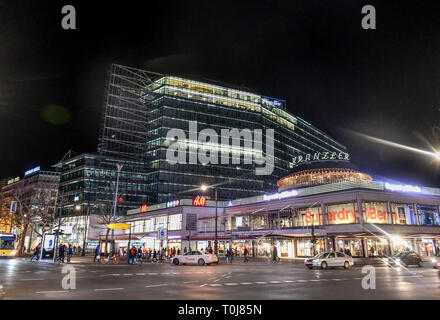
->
142, 75, 347, 203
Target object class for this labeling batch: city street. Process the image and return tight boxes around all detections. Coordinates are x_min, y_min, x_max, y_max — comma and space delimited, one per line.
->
1, 257, 439, 300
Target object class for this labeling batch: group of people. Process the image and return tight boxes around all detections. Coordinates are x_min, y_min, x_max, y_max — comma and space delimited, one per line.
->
56, 244, 74, 263
339, 247, 353, 256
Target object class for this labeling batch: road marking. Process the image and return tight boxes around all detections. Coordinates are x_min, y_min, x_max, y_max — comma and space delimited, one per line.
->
309, 279, 320, 282
240, 282, 252, 285
123, 274, 133, 276
283, 280, 293, 283
210, 284, 222, 287
172, 272, 180, 275
225, 276, 231, 278
184, 281, 198, 284
332, 279, 342, 281
224, 283, 238, 286
94, 288, 124, 291
161, 273, 170, 275
19, 279, 44, 281
269, 281, 281, 283
145, 284, 167, 288
200, 283, 207, 287
148, 273, 158, 275
296, 280, 308, 282
213, 278, 220, 282
255, 282, 267, 284
208, 277, 217, 280
136, 273, 146, 276
36, 290, 69, 294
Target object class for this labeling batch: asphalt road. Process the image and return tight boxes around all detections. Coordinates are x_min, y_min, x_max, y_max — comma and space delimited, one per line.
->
1, 257, 439, 300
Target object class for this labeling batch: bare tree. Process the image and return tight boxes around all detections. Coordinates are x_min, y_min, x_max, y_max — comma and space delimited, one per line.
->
95, 202, 124, 255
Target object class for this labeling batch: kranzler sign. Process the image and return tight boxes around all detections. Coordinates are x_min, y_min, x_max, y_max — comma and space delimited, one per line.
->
290, 152, 349, 167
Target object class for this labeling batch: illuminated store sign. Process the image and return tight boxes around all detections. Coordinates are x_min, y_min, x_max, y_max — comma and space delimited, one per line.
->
263, 190, 298, 201
262, 96, 284, 108
7, 177, 19, 185
192, 196, 206, 207
166, 200, 180, 208
385, 183, 421, 193
24, 166, 40, 176
291, 152, 349, 167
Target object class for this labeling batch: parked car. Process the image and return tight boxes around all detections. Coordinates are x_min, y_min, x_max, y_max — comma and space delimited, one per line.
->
386, 251, 423, 267
304, 252, 354, 269
171, 250, 218, 266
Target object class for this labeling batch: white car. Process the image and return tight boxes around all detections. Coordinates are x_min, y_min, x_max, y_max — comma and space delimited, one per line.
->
304, 252, 354, 269
171, 251, 219, 266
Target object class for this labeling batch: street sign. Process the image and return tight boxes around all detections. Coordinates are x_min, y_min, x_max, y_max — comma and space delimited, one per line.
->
107, 223, 130, 230
10, 201, 17, 213
157, 228, 167, 240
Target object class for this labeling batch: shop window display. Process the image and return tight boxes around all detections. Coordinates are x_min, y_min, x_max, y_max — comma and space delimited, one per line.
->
417, 205, 439, 226
336, 238, 363, 257
366, 238, 391, 257
326, 202, 358, 224
363, 202, 390, 224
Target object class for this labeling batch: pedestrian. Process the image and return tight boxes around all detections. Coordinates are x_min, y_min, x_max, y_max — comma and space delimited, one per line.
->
67, 244, 73, 263
339, 248, 344, 253
184, 247, 187, 254
129, 247, 136, 264
243, 246, 248, 262
346, 248, 352, 256
177, 248, 181, 256
73, 245, 77, 255
229, 248, 233, 263
137, 247, 143, 264
225, 247, 230, 263
94, 245, 100, 262
77, 246, 82, 255
152, 249, 157, 262
272, 245, 278, 262
31, 245, 40, 261
208, 247, 213, 254
59, 244, 65, 263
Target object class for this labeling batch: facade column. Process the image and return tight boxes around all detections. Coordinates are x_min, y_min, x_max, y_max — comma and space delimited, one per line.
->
387, 201, 393, 224
357, 198, 363, 225
321, 202, 326, 225
414, 203, 419, 225
293, 238, 298, 258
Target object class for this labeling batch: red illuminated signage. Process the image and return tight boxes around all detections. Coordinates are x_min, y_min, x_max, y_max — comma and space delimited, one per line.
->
192, 196, 206, 207
140, 204, 148, 213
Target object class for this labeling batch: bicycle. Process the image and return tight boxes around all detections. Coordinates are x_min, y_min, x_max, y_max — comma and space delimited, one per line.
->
100, 253, 120, 265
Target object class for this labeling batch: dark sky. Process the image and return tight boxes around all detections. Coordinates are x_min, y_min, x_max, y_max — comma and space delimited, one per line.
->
1, 0, 440, 186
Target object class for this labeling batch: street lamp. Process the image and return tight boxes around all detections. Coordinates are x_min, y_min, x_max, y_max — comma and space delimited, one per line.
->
74, 204, 90, 256
111, 164, 123, 255
200, 184, 218, 256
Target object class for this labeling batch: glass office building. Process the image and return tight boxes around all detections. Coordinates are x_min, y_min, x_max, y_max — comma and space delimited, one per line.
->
99, 65, 347, 203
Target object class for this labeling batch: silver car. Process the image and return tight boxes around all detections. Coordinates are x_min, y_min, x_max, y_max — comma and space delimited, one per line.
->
171, 250, 219, 266
305, 252, 354, 269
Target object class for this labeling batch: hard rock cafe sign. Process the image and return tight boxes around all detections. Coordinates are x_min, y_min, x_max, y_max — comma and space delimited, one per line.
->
290, 151, 350, 168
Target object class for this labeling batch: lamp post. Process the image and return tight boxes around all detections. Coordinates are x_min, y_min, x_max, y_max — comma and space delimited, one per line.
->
75, 203, 90, 257
201, 184, 218, 256
111, 164, 123, 255
53, 188, 64, 262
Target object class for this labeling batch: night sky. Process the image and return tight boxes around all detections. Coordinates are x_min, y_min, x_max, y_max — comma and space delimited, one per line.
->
1, 1, 440, 186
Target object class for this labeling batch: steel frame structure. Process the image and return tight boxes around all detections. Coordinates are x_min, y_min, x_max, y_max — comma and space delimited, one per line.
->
98, 64, 163, 161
